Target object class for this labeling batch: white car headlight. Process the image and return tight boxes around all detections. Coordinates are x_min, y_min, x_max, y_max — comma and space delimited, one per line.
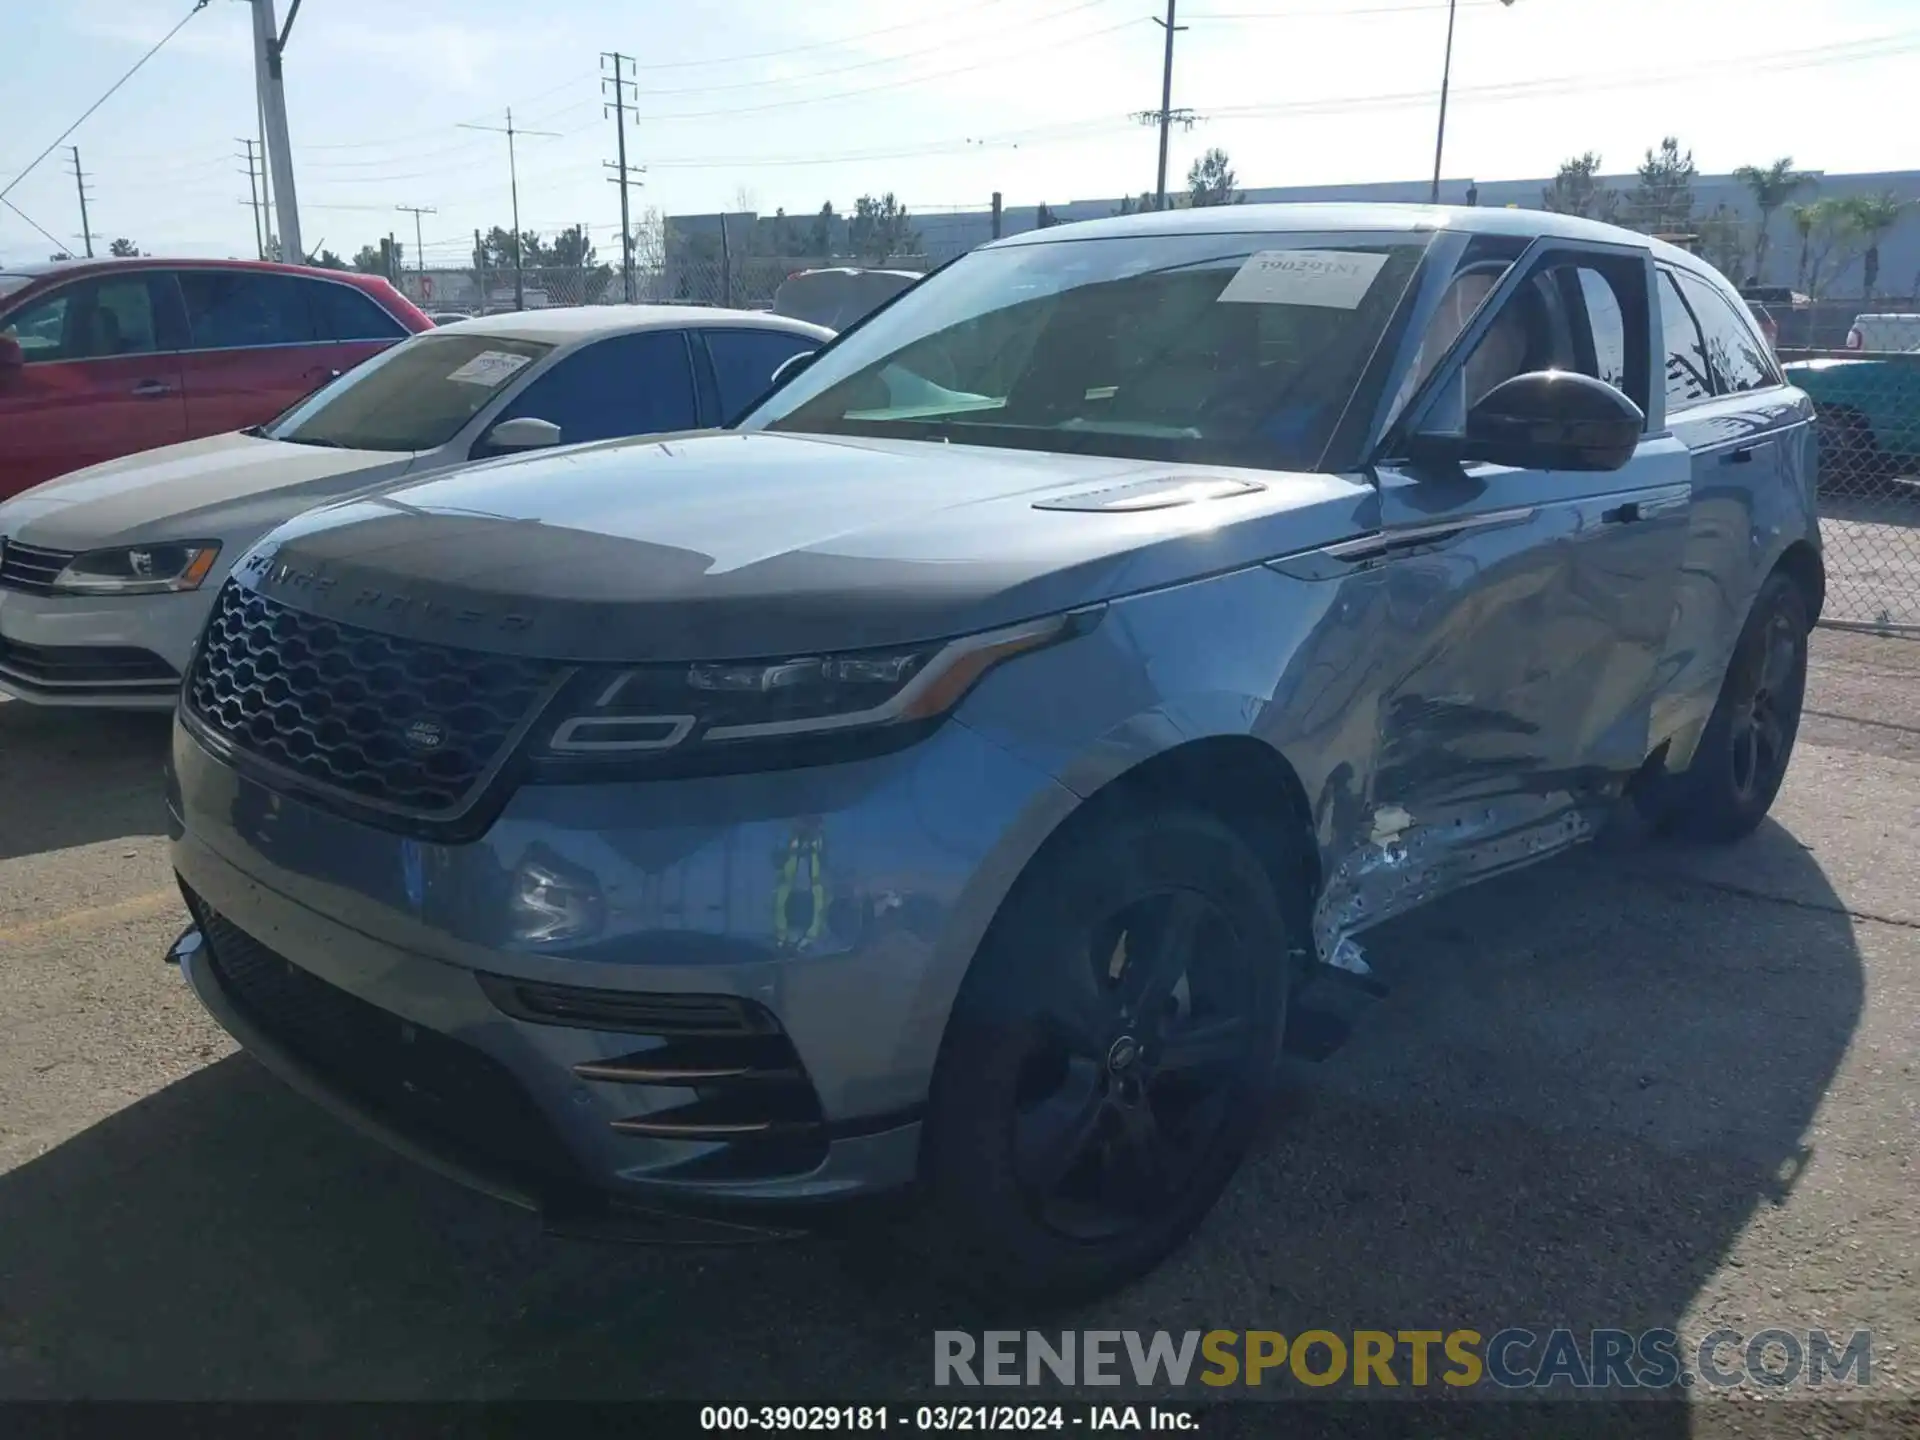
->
52, 542, 222, 596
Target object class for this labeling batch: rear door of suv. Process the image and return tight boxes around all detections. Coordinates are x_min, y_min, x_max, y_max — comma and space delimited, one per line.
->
1647, 263, 1808, 758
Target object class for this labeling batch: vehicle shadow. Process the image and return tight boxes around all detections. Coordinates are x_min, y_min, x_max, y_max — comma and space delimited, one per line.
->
0, 703, 172, 863
0, 818, 1861, 1411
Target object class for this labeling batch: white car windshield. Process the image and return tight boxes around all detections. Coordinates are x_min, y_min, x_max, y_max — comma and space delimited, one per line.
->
261, 333, 553, 451
743, 229, 1430, 472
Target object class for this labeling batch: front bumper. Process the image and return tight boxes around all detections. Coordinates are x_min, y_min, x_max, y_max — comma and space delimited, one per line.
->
167, 711, 1077, 1218
0, 584, 209, 708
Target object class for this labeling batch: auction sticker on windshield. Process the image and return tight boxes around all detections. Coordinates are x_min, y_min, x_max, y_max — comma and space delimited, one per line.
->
1216, 249, 1389, 309
446, 350, 535, 387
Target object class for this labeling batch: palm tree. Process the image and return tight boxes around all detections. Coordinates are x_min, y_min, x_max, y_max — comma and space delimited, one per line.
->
1787, 201, 1819, 292
1843, 191, 1914, 299
1732, 157, 1810, 283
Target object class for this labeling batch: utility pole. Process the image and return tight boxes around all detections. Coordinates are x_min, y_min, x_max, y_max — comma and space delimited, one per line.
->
68, 147, 94, 259
251, 0, 304, 262
237, 138, 265, 259
396, 204, 436, 302
458, 108, 559, 313
602, 51, 644, 304
1431, 0, 1517, 204
1153, 0, 1186, 210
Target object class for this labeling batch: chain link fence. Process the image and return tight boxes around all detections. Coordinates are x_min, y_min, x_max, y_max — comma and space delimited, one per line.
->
1782, 346, 1920, 635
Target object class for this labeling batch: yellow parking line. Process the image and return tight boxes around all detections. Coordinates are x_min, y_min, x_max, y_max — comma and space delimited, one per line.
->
0, 888, 181, 946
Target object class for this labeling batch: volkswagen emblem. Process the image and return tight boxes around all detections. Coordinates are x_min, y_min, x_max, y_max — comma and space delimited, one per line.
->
403, 717, 447, 752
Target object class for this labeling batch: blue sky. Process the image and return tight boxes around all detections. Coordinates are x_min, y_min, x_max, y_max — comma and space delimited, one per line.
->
4, 0, 1917, 266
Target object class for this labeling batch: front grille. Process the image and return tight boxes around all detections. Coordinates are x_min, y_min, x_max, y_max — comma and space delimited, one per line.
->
0, 540, 76, 595
185, 582, 559, 817
0, 634, 177, 692
189, 893, 584, 1189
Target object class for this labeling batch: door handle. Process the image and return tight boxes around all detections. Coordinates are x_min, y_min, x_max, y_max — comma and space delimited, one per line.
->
1720, 447, 1756, 465
1601, 501, 1642, 525
131, 379, 174, 397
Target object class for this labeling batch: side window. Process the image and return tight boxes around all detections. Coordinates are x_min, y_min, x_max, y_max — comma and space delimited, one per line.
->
704, 328, 821, 423
491, 330, 697, 448
1675, 271, 1777, 394
0, 276, 159, 362
178, 271, 318, 350
1658, 271, 1714, 413
1573, 268, 1628, 393
309, 282, 406, 342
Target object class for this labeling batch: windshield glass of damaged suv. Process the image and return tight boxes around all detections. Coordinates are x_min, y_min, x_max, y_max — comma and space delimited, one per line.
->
746, 232, 1428, 470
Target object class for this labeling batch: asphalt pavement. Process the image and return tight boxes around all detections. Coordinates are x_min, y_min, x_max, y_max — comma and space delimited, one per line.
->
0, 631, 1914, 1410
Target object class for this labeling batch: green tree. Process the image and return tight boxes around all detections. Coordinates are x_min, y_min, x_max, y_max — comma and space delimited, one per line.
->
309, 248, 348, 270
1791, 197, 1867, 298
1628, 136, 1696, 235
1186, 147, 1240, 207
1696, 204, 1747, 280
1541, 153, 1619, 222
1732, 157, 1810, 283
107, 237, 141, 257
1843, 191, 1914, 298
806, 202, 837, 258
1112, 192, 1157, 217
1035, 202, 1064, 229
350, 243, 385, 274
848, 193, 918, 263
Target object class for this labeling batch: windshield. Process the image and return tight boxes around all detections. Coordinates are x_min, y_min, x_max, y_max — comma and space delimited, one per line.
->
263, 332, 554, 451
742, 230, 1430, 471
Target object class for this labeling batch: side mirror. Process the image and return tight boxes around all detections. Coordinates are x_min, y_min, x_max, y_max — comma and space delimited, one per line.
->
769, 349, 817, 389
1409, 370, 1644, 473
481, 416, 562, 452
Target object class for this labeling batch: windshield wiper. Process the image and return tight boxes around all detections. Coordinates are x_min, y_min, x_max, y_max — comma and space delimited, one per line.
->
275, 435, 348, 449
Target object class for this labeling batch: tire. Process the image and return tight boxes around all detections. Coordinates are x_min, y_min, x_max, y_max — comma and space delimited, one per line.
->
916, 808, 1294, 1303
1662, 571, 1810, 844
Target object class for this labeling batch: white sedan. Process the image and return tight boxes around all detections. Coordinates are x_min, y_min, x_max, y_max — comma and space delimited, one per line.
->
0, 305, 831, 708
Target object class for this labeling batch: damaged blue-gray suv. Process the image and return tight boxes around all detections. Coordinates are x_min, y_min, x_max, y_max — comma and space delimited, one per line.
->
165, 204, 1821, 1299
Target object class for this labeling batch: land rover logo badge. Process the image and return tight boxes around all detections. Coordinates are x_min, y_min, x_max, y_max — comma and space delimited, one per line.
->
404, 718, 446, 752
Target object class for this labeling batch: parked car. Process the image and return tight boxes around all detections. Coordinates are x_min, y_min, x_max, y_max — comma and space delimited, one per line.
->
771, 266, 922, 330
163, 204, 1821, 1300
0, 306, 830, 707
1782, 353, 1920, 495
0, 257, 432, 498
1843, 313, 1920, 353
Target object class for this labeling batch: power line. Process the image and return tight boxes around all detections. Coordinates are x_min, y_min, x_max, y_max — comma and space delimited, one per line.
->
0, 0, 212, 204
2, 197, 70, 255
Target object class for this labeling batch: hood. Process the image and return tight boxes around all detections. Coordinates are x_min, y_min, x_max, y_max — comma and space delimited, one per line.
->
0, 431, 415, 551
239, 430, 1375, 662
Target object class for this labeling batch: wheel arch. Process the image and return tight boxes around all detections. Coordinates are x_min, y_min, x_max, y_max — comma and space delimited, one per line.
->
1772, 537, 1826, 627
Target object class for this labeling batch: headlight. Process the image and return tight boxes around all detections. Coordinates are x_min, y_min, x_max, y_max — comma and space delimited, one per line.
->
52, 541, 221, 596
526, 610, 1096, 778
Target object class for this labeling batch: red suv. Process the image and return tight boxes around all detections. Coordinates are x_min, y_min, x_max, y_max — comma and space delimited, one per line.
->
0, 257, 431, 498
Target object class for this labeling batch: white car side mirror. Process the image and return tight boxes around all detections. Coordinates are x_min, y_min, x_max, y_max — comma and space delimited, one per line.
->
485, 416, 563, 451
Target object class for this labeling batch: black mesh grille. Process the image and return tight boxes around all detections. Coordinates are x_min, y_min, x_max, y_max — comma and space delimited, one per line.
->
185, 582, 559, 815
192, 895, 584, 1189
